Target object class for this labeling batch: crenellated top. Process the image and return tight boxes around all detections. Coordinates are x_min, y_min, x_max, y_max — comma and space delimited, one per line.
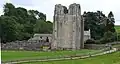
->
54, 3, 81, 15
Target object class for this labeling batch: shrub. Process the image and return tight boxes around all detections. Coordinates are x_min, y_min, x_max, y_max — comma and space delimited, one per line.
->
85, 39, 95, 44
100, 31, 117, 43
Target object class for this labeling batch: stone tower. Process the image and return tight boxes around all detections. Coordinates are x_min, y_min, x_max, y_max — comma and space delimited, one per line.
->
52, 3, 84, 50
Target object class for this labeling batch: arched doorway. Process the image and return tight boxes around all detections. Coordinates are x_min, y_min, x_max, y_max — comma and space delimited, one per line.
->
46, 37, 49, 42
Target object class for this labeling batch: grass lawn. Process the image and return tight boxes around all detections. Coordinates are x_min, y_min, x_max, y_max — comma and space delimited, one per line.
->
1, 49, 99, 62
24, 51, 120, 64
115, 25, 120, 33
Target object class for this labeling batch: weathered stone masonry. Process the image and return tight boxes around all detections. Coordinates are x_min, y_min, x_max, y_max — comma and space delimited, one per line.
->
52, 3, 84, 50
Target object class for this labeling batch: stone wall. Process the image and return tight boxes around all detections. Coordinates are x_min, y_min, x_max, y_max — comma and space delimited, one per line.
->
1, 41, 50, 51
84, 44, 111, 50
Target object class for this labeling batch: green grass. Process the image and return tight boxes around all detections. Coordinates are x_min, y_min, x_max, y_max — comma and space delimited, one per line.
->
1, 49, 99, 62
115, 25, 120, 33
24, 51, 120, 64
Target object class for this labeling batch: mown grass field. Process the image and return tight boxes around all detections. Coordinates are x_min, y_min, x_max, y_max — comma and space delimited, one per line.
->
115, 25, 120, 33
24, 51, 120, 64
1, 49, 99, 62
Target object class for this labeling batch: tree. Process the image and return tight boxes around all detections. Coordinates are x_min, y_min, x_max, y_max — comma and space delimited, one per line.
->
4, 3, 16, 16
106, 11, 115, 33
33, 20, 53, 34
100, 31, 117, 43
83, 11, 106, 40
1, 3, 52, 42
83, 11, 116, 41
0, 16, 19, 42
38, 13, 46, 21
28, 10, 46, 21
46, 21, 53, 33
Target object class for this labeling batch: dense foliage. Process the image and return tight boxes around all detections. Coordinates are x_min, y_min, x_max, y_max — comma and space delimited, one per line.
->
115, 26, 120, 41
0, 3, 53, 43
83, 11, 116, 43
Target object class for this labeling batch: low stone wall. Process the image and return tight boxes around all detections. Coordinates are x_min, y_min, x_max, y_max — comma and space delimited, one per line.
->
2, 41, 119, 51
107, 41, 120, 45
1, 41, 50, 51
84, 44, 111, 50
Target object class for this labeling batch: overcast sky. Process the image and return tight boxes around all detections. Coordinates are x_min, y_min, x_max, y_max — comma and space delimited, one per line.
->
0, 0, 120, 25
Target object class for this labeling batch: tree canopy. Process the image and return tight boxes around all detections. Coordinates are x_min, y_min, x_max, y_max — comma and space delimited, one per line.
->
83, 11, 116, 42
0, 3, 53, 43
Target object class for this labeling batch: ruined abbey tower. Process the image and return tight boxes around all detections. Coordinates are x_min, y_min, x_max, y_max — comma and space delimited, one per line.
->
52, 3, 84, 50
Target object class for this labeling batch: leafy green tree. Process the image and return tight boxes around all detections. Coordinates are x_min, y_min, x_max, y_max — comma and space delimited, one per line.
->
83, 11, 106, 40
33, 20, 53, 34
83, 11, 116, 41
46, 21, 53, 33
4, 3, 16, 16
0, 16, 18, 42
1, 3, 53, 42
100, 31, 117, 43
28, 10, 46, 21
105, 11, 115, 33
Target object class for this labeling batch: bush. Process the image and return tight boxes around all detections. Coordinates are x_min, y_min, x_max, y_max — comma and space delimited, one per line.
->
85, 39, 95, 44
100, 31, 117, 43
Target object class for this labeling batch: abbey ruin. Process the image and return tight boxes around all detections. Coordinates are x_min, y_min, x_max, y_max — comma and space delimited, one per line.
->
28, 3, 91, 50
1, 3, 91, 51
51, 3, 90, 50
